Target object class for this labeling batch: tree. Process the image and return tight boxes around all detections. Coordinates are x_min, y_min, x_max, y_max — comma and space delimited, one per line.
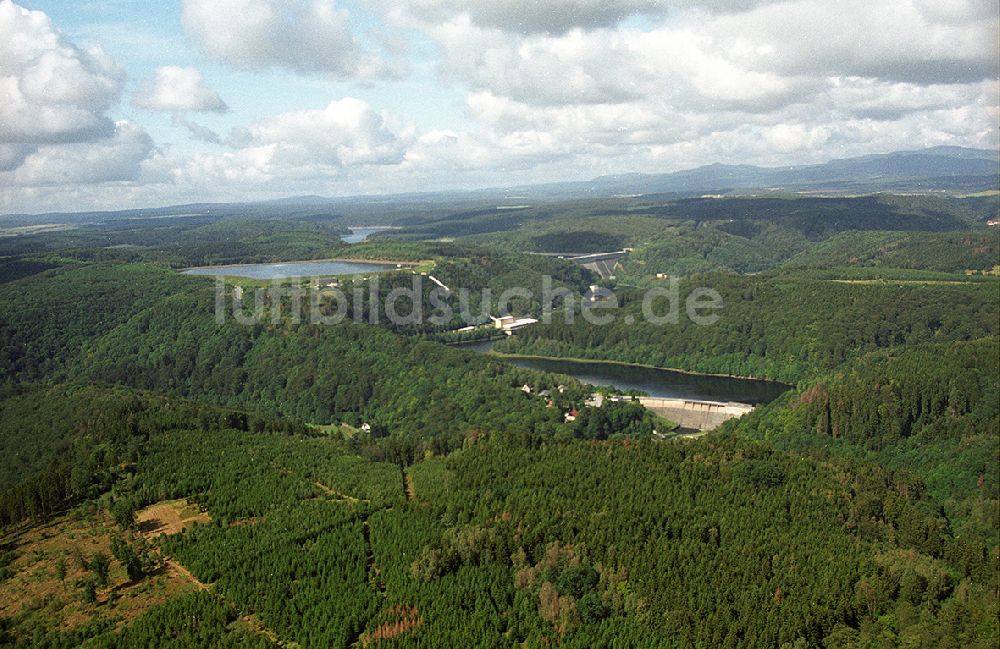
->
111, 535, 144, 582
80, 578, 97, 604
111, 499, 135, 529
90, 552, 111, 588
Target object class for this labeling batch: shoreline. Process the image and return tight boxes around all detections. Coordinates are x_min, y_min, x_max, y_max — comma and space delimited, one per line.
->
484, 350, 794, 386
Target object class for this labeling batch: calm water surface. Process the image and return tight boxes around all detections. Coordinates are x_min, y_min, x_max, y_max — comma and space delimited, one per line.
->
182, 259, 396, 279
458, 339, 788, 404
341, 227, 392, 243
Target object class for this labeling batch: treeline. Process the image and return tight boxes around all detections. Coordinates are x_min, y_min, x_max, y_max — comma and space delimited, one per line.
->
0, 215, 350, 267
4, 361, 995, 647
619, 222, 810, 276
496, 273, 999, 383
794, 338, 996, 448
71, 287, 566, 436
631, 195, 975, 235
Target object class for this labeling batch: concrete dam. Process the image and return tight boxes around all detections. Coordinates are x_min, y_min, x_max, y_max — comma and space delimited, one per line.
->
637, 397, 755, 431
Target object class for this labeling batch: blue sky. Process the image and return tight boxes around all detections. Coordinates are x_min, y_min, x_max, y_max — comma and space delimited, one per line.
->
20, 1, 469, 153
1, 0, 997, 213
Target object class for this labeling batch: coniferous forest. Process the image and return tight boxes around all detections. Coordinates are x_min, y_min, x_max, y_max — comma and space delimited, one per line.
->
0, 194, 997, 648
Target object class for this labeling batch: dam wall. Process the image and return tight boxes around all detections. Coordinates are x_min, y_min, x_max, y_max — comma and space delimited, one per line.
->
637, 397, 754, 431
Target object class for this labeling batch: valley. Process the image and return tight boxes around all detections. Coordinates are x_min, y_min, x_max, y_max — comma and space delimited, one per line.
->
0, 179, 997, 649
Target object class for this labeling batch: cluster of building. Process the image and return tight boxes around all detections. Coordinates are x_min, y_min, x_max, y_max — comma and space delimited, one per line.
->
519, 384, 636, 423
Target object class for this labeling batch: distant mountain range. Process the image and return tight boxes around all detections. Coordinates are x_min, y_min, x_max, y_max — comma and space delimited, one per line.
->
3, 146, 997, 222
503, 146, 1000, 198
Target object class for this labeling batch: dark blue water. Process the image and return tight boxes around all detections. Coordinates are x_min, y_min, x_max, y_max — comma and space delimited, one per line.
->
458, 339, 788, 404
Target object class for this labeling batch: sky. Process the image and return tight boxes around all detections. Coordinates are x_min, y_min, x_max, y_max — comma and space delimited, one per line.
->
0, 0, 997, 214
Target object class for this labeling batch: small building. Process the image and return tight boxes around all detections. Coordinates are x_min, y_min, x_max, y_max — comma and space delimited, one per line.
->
492, 315, 516, 330
492, 315, 539, 335
564, 409, 579, 423
521, 384, 532, 394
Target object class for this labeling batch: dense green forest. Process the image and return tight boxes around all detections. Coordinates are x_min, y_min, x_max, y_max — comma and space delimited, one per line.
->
726, 338, 999, 544
9, 421, 995, 647
0, 383, 305, 526
426, 194, 999, 279
0, 195, 997, 648
496, 273, 998, 383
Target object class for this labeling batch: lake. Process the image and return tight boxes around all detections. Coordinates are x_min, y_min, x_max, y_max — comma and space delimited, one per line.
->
182, 259, 398, 280
458, 339, 789, 404
341, 226, 392, 244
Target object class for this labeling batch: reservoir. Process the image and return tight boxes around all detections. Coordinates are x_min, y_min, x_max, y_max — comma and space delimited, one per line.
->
341, 226, 393, 243
459, 339, 788, 405
182, 259, 398, 280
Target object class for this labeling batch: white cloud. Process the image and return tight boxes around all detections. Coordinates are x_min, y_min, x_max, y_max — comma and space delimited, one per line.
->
0, 1, 162, 202
11, 121, 155, 185
385, 0, 997, 183
384, 0, 778, 34
229, 97, 411, 167
144, 98, 412, 197
181, 0, 394, 79
133, 66, 228, 112
0, 1, 123, 144
426, 0, 996, 111
707, 0, 999, 85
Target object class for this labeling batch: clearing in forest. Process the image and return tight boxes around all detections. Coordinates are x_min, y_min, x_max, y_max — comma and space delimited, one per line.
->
0, 510, 197, 639
135, 499, 211, 538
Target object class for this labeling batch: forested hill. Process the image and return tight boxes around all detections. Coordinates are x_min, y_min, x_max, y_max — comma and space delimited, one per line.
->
495, 273, 999, 383
725, 337, 999, 544
0, 262, 582, 440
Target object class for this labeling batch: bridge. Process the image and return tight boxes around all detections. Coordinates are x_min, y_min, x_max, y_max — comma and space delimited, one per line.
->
637, 397, 754, 431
